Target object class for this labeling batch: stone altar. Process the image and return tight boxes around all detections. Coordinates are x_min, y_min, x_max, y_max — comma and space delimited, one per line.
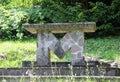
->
23, 22, 96, 66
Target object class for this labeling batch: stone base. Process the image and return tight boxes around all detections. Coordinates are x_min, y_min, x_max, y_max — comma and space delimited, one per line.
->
0, 76, 120, 82
22, 61, 98, 67
0, 60, 118, 76
0, 67, 119, 76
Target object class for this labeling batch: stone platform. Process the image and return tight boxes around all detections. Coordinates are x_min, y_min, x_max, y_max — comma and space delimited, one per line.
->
0, 76, 120, 82
0, 67, 119, 76
0, 57, 120, 81
0, 58, 120, 76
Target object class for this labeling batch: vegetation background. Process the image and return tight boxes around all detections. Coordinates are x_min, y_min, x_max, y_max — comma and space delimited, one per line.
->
0, 0, 120, 39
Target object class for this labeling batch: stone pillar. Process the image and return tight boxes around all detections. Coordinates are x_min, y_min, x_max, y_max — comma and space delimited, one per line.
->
37, 33, 48, 66
37, 32, 58, 66
61, 32, 85, 66
70, 32, 85, 66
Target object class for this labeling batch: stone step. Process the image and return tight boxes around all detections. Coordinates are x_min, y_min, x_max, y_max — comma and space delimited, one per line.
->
0, 76, 120, 82
0, 67, 120, 76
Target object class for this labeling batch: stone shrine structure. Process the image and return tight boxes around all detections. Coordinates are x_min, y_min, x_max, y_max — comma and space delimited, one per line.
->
23, 22, 96, 66
0, 22, 120, 82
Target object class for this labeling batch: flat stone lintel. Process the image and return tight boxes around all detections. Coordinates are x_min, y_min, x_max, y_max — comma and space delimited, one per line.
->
23, 22, 96, 34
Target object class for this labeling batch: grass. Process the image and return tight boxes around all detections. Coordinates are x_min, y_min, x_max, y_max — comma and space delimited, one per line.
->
0, 36, 120, 67
85, 36, 120, 61
0, 39, 36, 67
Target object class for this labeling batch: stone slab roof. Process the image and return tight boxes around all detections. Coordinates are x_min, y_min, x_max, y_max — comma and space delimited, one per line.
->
23, 22, 96, 34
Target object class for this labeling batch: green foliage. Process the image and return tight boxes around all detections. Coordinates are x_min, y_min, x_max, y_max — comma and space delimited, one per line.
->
0, 0, 85, 39
0, 0, 10, 5
27, 6, 44, 23
0, 0, 42, 8
39, 0, 83, 23
0, 0, 120, 39
84, 0, 120, 31
85, 36, 120, 61
0, 7, 29, 39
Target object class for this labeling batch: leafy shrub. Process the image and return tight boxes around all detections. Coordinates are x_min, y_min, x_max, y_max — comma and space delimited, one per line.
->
0, 0, 85, 39
0, 0, 120, 39
0, 7, 28, 39
84, 1, 120, 31
27, 5, 44, 23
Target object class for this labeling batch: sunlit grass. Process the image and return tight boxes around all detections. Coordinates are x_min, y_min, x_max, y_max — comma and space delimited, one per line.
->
0, 39, 36, 67
51, 51, 71, 62
85, 36, 120, 61
0, 36, 120, 67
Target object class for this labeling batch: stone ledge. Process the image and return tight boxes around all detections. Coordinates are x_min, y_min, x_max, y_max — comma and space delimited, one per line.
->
0, 76, 120, 79
0, 76, 120, 82
22, 61, 98, 67
22, 56, 120, 68
23, 22, 96, 34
